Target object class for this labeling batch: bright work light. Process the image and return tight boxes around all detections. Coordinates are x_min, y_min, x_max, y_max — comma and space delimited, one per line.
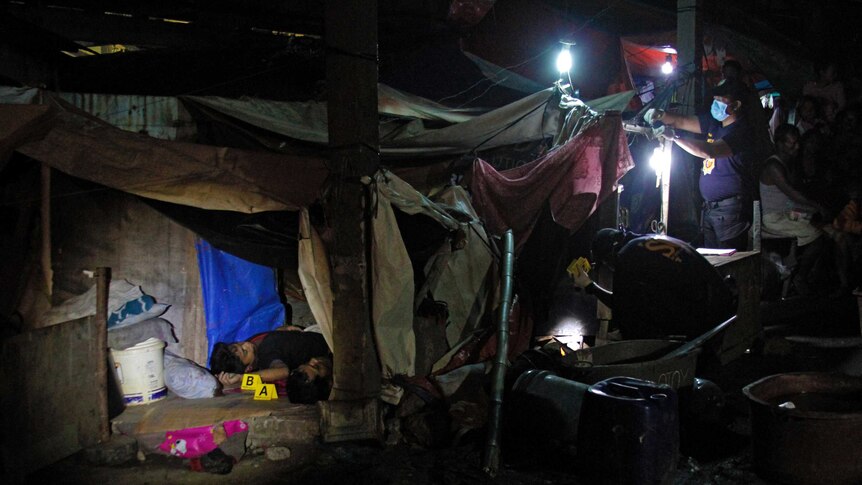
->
661, 54, 674, 75
649, 144, 671, 178
556, 42, 573, 73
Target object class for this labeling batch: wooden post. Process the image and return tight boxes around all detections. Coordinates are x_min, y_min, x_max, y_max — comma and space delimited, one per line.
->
320, 0, 383, 442
94, 266, 111, 442
677, 0, 702, 115
595, 186, 621, 344
41, 164, 53, 297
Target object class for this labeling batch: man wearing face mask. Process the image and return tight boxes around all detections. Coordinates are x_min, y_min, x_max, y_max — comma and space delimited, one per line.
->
644, 80, 758, 251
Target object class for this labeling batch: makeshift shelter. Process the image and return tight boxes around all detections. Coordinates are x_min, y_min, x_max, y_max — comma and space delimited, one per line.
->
0, 77, 636, 476
0, 1, 849, 481
0, 78, 634, 347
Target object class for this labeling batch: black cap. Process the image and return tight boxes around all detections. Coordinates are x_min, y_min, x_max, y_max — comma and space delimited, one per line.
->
711, 79, 748, 100
591, 228, 626, 265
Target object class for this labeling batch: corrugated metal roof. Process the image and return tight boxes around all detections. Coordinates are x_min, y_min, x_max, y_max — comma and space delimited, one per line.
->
58, 92, 196, 141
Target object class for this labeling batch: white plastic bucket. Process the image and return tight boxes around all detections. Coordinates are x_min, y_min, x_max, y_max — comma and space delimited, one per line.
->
110, 337, 167, 406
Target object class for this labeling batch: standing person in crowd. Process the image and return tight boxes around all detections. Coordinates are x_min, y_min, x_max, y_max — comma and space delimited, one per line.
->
721, 59, 742, 81
759, 124, 829, 295
825, 105, 862, 293
795, 95, 827, 137
793, 116, 862, 296
830, 194, 862, 295
795, 129, 844, 218
804, 59, 846, 122
831, 103, 862, 183
645, 80, 763, 251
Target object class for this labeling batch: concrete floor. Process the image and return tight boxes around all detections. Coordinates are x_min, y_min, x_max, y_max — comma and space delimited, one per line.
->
25, 293, 862, 485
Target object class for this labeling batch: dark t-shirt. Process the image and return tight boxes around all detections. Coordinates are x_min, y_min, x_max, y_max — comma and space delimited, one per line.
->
697, 115, 756, 202
611, 235, 736, 339
256, 331, 330, 370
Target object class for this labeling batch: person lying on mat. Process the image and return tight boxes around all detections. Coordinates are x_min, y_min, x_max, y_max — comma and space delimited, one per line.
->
209, 328, 332, 403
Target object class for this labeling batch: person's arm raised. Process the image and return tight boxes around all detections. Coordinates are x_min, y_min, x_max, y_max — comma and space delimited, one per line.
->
646, 109, 702, 134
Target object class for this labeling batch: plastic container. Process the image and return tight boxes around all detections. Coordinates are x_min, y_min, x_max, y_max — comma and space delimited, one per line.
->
110, 337, 167, 406
743, 372, 862, 485
505, 369, 590, 456
576, 377, 679, 485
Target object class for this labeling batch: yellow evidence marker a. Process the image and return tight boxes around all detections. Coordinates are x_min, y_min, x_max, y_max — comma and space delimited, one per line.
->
566, 257, 591, 276
254, 383, 278, 400
241, 373, 262, 391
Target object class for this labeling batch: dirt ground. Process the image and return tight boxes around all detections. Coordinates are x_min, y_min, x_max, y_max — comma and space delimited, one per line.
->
26, 294, 862, 485
28, 439, 759, 485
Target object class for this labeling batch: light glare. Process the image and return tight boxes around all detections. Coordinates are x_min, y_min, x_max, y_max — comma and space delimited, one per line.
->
661, 54, 674, 75
661, 61, 673, 75
650, 145, 671, 176
556, 45, 573, 73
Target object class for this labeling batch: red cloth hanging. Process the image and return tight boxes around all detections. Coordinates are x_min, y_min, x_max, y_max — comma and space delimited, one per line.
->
470, 113, 634, 249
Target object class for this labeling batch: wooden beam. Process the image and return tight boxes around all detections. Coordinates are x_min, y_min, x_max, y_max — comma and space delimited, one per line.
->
5, 4, 322, 50
676, 0, 703, 115
320, 0, 383, 442
94, 267, 111, 443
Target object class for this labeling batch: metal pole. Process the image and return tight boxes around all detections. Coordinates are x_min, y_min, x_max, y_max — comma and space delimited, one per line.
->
660, 139, 672, 234
483, 230, 515, 477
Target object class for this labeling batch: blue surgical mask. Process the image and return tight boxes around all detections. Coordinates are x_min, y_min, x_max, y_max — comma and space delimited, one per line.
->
711, 99, 730, 122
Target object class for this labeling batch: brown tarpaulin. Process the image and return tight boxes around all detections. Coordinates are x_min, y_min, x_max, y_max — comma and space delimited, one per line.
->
3, 97, 328, 213
0, 95, 465, 211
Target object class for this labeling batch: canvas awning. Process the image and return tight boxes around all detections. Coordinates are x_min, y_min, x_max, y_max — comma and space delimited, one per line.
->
184, 86, 563, 157
0, 84, 634, 213
2, 96, 326, 213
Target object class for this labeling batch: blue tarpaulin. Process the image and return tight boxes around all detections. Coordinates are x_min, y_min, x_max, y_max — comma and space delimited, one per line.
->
196, 239, 285, 363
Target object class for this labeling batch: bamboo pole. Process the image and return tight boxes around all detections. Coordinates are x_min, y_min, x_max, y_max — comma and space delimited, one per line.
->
483, 230, 515, 477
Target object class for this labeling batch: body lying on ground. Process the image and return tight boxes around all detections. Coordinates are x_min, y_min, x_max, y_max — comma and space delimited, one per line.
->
209, 326, 332, 403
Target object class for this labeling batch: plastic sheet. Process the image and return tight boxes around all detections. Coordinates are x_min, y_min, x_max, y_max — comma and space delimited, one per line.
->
196, 239, 285, 362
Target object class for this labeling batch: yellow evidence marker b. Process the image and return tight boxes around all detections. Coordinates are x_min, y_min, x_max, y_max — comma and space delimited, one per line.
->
254, 383, 278, 400
566, 257, 591, 276
241, 373, 262, 391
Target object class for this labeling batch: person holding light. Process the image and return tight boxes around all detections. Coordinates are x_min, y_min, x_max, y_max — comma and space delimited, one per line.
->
644, 80, 761, 251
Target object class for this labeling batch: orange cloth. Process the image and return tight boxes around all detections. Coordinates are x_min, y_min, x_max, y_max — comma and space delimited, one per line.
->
833, 200, 862, 235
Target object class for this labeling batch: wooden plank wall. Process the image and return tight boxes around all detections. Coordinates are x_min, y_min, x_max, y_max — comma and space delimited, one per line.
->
49, 172, 205, 362
0, 316, 102, 480
706, 251, 762, 364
